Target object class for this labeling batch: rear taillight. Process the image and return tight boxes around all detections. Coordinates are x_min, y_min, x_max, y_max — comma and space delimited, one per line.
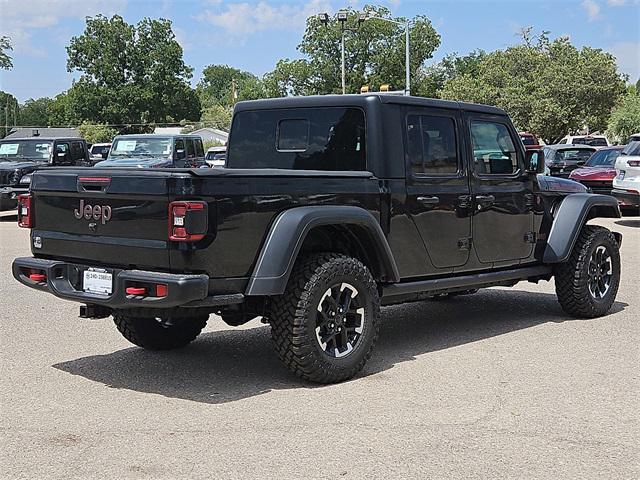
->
168, 201, 207, 242
17, 194, 33, 228
627, 160, 640, 167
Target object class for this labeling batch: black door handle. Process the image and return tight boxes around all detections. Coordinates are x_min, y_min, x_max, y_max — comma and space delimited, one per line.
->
417, 196, 440, 205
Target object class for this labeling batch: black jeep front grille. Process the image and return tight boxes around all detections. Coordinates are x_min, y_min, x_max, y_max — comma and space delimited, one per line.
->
0, 170, 14, 187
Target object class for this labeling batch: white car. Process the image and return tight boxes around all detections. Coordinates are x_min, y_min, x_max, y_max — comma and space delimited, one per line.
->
628, 133, 640, 143
612, 141, 640, 214
205, 146, 226, 168
559, 135, 610, 147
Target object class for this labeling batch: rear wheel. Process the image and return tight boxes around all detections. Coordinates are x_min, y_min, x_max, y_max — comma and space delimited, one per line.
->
555, 225, 620, 318
269, 253, 380, 384
113, 313, 208, 350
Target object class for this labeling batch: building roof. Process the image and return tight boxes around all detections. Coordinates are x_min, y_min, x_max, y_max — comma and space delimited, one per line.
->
5, 127, 80, 139
191, 127, 229, 137
153, 127, 183, 135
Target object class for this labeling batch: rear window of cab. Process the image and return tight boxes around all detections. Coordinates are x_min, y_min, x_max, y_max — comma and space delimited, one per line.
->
227, 107, 366, 171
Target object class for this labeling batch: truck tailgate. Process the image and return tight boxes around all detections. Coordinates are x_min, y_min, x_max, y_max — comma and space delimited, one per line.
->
30, 170, 175, 270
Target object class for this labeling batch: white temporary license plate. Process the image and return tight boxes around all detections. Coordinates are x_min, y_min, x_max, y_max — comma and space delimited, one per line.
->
83, 268, 113, 295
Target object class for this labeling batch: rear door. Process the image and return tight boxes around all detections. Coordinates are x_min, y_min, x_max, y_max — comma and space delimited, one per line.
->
466, 113, 535, 264
404, 107, 472, 269
30, 170, 173, 270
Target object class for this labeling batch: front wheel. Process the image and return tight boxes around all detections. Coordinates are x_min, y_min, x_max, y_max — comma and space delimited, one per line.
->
269, 253, 380, 384
554, 225, 621, 318
113, 313, 208, 350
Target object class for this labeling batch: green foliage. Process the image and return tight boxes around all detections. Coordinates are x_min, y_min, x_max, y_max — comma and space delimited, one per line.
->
65, 15, 200, 129
415, 50, 487, 98
46, 92, 76, 126
607, 91, 640, 142
439, 31, 626, 143
200, 104, 233, 130
203, 139, 224, 150
18, 97, 54, 126
0, 91, 19, 137
264, 5, 440, 96
0, 36, 12, 70
77, 121, 118, 143
197, 64, 266, 108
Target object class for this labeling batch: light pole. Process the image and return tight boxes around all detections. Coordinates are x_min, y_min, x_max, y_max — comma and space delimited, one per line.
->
362, 13, 412, 96
318, 11, 351, 95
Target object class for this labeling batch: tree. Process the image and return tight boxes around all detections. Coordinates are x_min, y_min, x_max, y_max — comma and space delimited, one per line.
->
0, 36, 12, 70
18, 98, 54, 126
264, 5, 440, 96
197, 64, 265, 108
415, 50, 487, 98
65, 15, 200, 129
439, 31, 626, 143
46, 92, 76, 126
0, 91, 19, 138
199, 104, 233, 130
608, 91, 640, 143
77, 122, 118, 144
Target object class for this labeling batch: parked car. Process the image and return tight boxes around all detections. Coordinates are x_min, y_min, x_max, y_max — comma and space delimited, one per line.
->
568, 146, 625, 195
559, 135, 610, 147
205, 146, 226, 167
94, 134, 206, 168
12, 94, 623, 384
519, 131, 542, 150
543, 144, 597, 177
627, 133, 640, 143
0, 136, 90, 210
89, 143, 112, 162
612, 141, 640, 214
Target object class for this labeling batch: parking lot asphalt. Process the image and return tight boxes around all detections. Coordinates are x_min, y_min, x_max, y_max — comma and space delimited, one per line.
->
0, 212, 638, 479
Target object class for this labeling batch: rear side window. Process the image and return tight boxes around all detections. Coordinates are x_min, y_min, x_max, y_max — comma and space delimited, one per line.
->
186, 139, 196, 158
470, 120, 519, 175
195, 139, 204, 157
406, 115, 458, 175
228, 107, 366, 171
70, 141, 84, 161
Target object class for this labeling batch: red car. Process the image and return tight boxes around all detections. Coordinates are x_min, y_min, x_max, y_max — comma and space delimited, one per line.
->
568, 146, 625, 195
519, 132, 542, 150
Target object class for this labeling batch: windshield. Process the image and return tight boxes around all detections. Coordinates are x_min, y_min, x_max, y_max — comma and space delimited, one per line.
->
0, 140, 53, 161
585, 149, 622, 167
109, 137, 172, 159
555, 149, 594, 162
622, 141, 640, 156
573, 137, 608, 147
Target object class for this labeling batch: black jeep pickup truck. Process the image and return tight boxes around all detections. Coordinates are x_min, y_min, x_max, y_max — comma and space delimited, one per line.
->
13, 95, 622, 383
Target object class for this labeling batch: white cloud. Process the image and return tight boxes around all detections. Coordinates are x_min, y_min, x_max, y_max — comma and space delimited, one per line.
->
197, 0, 332, 36
607, 42, 640, 81
607, 0, 626, 5
0, 0, 127, 55
581, 0, 601, 21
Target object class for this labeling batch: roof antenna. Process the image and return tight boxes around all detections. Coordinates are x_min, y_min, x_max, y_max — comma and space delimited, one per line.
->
32, 129, 40, 137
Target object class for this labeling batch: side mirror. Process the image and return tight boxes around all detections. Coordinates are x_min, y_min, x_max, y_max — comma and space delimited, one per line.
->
101, 150, 109, 159
525, 149, 545, 174
176, 149, 186, 160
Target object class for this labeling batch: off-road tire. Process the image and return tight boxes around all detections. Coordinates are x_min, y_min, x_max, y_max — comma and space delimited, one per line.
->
555, 225, 621, 318
269, 253, 380, 384
113, 313, 208, 350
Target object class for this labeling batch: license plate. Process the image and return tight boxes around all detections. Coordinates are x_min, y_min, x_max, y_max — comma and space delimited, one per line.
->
83, 268, 113, 295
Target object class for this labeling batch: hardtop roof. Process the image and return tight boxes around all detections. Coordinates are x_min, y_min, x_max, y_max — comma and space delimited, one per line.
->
234, 93, 507, 116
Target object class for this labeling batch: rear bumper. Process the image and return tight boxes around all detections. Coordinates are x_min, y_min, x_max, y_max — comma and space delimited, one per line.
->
12, 257, 241, 309
612, 189, 640, 209
0, 187, 26, 210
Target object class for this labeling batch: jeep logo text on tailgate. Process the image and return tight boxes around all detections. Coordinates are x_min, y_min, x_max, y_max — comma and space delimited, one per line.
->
74, 199, 112, 224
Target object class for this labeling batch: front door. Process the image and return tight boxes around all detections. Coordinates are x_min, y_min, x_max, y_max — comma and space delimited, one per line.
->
404, 109, 472, 269
466, 114, 535, 264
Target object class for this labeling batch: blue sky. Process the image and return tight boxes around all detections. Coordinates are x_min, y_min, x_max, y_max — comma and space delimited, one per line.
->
1, 0, 639, 102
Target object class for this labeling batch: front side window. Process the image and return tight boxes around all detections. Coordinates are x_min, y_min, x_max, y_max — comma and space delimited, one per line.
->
195, 139, 204, 157
407, 115, 458, 175
71, 141, 84, 161
470, 120, 519, 175
228, 107, 366, 171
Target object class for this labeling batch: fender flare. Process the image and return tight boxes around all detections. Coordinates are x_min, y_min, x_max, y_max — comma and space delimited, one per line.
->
246, 206, 400, 296
543, 193, 620, 263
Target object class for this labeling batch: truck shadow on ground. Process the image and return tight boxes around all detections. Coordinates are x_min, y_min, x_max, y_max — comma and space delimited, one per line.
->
53, 288, 627, 405
615, 219, 639, 228
0, 213, 18, 222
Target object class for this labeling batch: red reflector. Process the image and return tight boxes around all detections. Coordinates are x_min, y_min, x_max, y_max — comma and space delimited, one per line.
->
126, 287, 147, 295
29, 273, 46, 282
155, 284, 168, 297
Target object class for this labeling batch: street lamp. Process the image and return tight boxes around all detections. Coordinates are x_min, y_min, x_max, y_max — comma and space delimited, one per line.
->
318, 11, 360, 95
361, 13, 412, 96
